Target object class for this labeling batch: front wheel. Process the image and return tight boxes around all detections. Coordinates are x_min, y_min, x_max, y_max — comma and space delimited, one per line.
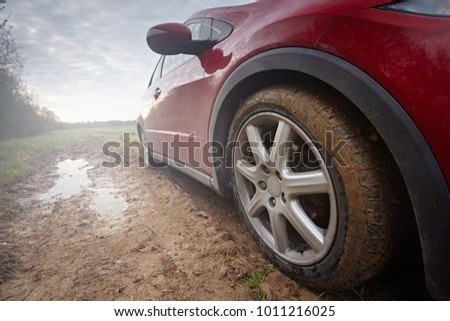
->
228, 85, 399, 290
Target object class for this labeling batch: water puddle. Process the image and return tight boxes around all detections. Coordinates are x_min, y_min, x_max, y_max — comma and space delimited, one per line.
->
38, 159, 91, 203
90, 187, 128, 219
37, 158, 128, 220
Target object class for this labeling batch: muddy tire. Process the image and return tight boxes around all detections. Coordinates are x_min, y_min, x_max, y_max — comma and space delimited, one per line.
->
227, 85, 399, 290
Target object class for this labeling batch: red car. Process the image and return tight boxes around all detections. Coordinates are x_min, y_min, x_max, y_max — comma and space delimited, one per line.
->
137, 0, 450, 299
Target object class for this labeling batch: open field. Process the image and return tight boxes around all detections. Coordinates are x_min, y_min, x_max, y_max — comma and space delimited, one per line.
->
0, 127, 426, 300
0, 126, 133, 185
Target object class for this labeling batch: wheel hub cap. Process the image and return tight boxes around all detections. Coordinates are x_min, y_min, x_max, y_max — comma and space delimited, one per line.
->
267, 176, 281, 197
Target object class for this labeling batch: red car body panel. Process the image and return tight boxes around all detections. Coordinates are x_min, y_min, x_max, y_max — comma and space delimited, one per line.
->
152, 57, 209, 173
315, 8, 450, 185
141, 0, 400, 174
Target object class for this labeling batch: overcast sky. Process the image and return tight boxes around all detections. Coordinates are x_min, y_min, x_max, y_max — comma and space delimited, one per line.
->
2, 0, 249, 122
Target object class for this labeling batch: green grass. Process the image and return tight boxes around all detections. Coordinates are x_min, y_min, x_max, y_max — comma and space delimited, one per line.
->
248, 264, 274, 300
81, 125, 136, 135
0, 125, 136, 185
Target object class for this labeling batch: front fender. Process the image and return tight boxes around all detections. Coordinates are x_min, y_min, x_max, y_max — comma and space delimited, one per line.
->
209, 47, 450, 299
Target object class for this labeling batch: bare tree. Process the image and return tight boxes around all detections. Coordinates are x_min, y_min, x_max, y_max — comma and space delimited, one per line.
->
0, 4, 60, 139
0, 5, 23, 75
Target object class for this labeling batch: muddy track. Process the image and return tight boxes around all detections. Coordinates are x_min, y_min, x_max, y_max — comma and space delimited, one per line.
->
0, 130, 426, 300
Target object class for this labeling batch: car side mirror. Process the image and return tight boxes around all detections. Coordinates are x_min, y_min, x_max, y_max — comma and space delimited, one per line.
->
146, 23, 216, 56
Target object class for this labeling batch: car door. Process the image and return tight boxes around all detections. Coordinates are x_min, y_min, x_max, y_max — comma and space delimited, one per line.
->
140, 56, 163, 152
151, 19, 212, 174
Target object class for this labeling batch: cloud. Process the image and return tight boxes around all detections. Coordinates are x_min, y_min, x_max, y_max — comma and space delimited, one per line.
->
3, 0, 250, 122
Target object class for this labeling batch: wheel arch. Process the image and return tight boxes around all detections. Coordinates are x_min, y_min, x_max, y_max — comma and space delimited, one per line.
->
136, 118, 145, 142
209, 47, 450, 299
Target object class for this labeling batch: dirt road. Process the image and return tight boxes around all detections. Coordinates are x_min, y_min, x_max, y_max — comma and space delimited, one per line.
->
0, 129, 426, 300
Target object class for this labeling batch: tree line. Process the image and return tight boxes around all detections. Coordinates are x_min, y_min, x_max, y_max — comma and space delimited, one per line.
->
0, 5, 60, 140
58, 120, 135, 129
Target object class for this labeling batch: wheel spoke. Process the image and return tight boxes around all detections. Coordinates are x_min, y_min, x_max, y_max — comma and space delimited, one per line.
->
236, 160, 261, 184
246, 125, 269, 165
285, 200, 325, 252
246, 192, 266, 217
270, 120, 292, 168
270, 213, 289, 253
284, 170, 329, 196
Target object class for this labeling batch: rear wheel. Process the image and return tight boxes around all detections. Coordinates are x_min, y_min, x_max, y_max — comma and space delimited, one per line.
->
228, 85, 399, 290
139, 129, 165, 168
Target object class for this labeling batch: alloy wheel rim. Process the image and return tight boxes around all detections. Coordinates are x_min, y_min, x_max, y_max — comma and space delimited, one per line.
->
234, 112, 337, 265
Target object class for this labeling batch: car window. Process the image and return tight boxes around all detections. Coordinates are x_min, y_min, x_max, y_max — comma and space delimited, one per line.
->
211, 19, 234, 42
148, 55, 164, 87
189, 23, 202, 40
161, 54, 193, 77
188, 18, 211, 40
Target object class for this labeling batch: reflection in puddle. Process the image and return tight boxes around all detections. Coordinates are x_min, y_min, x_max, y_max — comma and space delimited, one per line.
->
90, 187, 128, 219
39, 159, 91, 203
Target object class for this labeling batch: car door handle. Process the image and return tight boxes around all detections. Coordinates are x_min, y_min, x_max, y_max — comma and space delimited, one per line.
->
154, 87, 161, 100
